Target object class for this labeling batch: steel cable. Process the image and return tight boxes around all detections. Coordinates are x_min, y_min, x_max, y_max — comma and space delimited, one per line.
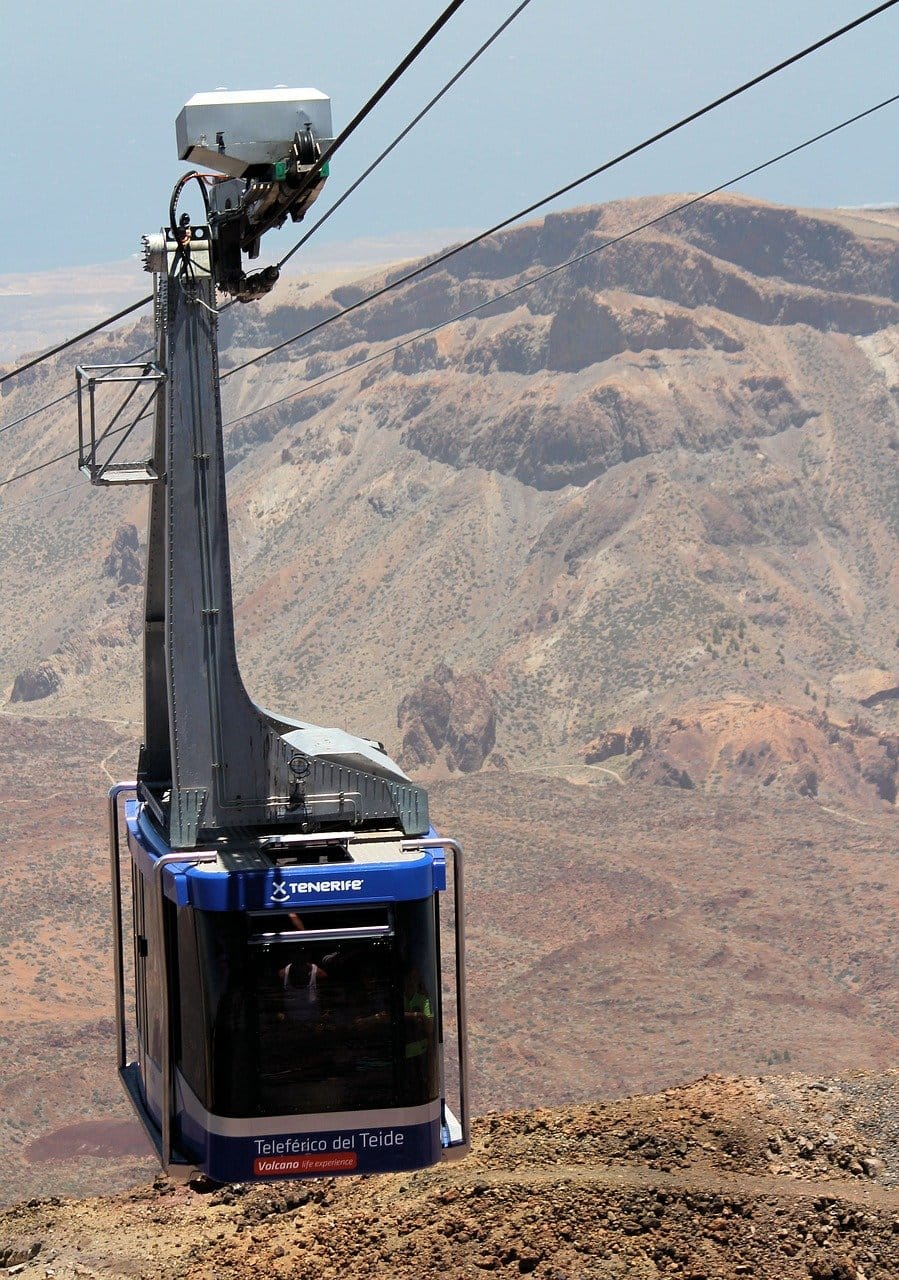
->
2, 91, 896, 493
223, 0, 899, 382
276, 0, 535, 271
220, 92, 899, 432
0, 0, 471, 394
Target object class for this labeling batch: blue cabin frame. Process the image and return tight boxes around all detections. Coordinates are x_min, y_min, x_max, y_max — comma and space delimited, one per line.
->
110, 786, 469, 1182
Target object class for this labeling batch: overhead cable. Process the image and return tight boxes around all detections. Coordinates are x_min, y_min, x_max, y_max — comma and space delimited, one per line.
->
277, 0, 535, 271
0, 0, 516, 438
0, 444, 83, 489
7, 0, 892, 409
1, 91, 894, 495
0, 411, 138, 492
220, 91, 899, 432
0, 0, 470, 393
0, 295, 153, 388
223, 0, 899, 381
280, 0, 469, 216
0, 348, 155, 437
0, 388, 78, 435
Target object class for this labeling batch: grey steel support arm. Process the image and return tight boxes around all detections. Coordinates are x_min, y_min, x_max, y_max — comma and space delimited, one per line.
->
137, 232, 428, 848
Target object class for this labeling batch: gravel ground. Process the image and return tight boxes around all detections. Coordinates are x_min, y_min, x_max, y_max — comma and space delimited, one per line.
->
1, 1070, 897, 1280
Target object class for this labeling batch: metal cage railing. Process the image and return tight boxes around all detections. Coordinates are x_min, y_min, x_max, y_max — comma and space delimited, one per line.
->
76, 362, 164, 485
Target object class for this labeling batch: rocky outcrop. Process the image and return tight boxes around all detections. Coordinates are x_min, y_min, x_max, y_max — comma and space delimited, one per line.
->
224, 389, 340, 470
674, 199, 899, 299
392, 336, 446, 374
546, 290, 741, 372
629, 700, 898, 808
8, 639, 99, 706
102, 524, 142, 587
4, 1070, 899, 1278
9, 662, 62, 703
546, 291, 626, 370
830, 668, 899, 708
461, 320, 549, 374
526, 230, 899, 335
397, 663, 496, 774
857, 733, 899, 804
401, 328, 817, 490
584, 725, 651, 763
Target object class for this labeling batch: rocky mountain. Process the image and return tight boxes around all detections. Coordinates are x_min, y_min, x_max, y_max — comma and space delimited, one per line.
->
0, 194, 896, 814
397, 663, 501, 774
0, 197, 896, 1253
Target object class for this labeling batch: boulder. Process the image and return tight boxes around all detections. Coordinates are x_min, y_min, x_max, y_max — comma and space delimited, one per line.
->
584, 725, 651, 763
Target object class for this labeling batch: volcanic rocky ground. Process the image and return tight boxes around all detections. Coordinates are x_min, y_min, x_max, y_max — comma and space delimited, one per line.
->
0, 1071, 898, 1278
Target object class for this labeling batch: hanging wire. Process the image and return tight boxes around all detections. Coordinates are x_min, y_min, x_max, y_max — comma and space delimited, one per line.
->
277, 0, 535, 271
0, 90, 895, 493
0, 0, 472, 393
220, 92, 899, 432
278, 0, 470, 217
223, 0, 899, 381
2, 0, 897, 455
0, 295, 153, 388
4, 0, 895, 420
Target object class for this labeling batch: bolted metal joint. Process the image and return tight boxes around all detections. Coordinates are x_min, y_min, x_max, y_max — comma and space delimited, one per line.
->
141, 233, 168, 274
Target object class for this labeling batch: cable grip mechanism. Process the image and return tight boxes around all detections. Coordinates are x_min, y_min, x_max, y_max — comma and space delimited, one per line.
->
174, 89, 333, 302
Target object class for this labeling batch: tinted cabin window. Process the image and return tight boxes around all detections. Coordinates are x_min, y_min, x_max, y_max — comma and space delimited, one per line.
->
253, 926, 395, 1114
133, 865, 167, 1068
131, 867, 148, 1057
182, 899, 439, 1117
176, 906, 208, 1101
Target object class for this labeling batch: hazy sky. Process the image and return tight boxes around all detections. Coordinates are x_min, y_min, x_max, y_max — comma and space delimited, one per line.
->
1, 0, 896, 275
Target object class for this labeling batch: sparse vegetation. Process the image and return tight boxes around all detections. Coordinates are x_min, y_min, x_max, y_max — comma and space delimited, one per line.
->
0, 195, 896, 1224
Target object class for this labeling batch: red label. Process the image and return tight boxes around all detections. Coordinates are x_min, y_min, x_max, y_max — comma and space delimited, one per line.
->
253, 1152, 358, 1176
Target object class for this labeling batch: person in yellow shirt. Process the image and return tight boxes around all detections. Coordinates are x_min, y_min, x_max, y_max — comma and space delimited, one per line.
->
403, 968, 435, 1099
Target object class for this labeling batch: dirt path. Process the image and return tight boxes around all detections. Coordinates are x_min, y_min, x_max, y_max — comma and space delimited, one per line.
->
818, 804, 874, 827
446, 1159, 899, 1208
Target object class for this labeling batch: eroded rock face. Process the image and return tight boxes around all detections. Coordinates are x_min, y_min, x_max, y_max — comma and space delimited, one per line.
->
546, 291, 625, 371
628, 700, 898, 808
830, 668, 899, 708
857, 734, 899, 804
584, 725, 651, 763
398, 663, 496, 774
546, 290, 742, 373
102, 524, 142, 587
10, 662, 62, 703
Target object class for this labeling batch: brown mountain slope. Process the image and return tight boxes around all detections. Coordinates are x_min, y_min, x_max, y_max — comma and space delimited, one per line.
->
0, 201, 897, 1255
1, 1070, 897, 1279
0, 194, 896, 815
581, 698, 899, 807
0, 716, 895, 1208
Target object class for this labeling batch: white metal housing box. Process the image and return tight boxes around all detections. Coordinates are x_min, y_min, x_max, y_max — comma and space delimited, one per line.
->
176, 88, 333, 177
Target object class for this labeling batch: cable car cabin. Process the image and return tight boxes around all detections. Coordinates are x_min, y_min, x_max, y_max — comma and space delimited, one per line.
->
110, 789, 469, 1182
92, 92, 468, 1184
